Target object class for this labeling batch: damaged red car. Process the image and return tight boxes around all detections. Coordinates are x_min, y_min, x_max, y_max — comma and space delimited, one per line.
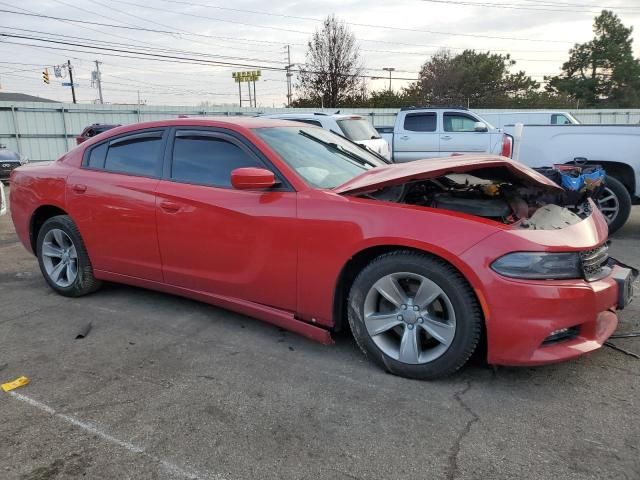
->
9, 118, 635, 379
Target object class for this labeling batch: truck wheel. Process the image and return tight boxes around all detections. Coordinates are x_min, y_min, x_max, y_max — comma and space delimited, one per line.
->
347, 251, 482, 380
598, 176, 631, 235
36, 215, 102, 297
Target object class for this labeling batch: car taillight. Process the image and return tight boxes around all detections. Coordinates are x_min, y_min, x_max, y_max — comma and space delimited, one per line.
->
501, 134, 513, 158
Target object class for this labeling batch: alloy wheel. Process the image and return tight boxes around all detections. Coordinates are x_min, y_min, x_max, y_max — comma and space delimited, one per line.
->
363, 272, 456, 365
41, 228, 78, 288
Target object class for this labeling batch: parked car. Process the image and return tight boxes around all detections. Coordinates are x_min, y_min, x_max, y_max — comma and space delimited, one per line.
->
376, 107, 513, 162
9, 118, 634, 379
505, 123, 640, 233
0, 144, 28, 183
76, 123, 120, 145
478, 111, 579, 128
261, 112, 391, 160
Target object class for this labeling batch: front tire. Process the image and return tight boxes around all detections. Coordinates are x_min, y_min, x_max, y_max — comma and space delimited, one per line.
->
347, 251, 482, 380
36, 215, 101, 297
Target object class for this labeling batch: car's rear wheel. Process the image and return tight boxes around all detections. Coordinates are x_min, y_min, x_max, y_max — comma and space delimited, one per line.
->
36, 215, 101, 297
347, 251, 482, 380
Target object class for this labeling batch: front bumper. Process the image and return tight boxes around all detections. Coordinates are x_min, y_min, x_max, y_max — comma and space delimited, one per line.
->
459, 208, 630, 366
0, 162, 20, 180
479, 268, 622, 366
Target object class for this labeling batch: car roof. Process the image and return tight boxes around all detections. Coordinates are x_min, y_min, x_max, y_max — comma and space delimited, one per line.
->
481, 111, 568, 115
92, 117, 308, 138
263, 113, 363, 120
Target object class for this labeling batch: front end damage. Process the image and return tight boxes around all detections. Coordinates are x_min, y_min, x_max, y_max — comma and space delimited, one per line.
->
359, 165, 597, 231
335, 156, 636, 366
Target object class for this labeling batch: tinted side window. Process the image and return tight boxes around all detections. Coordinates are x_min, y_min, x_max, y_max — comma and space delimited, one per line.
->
171, 136, 261, 187
88, 143, 108, 169
403, 113, 436, 132
104, 136, 163, 176
444, 113, 477, 132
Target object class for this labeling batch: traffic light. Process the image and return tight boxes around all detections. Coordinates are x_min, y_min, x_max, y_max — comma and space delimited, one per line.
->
42, 68, 50, 85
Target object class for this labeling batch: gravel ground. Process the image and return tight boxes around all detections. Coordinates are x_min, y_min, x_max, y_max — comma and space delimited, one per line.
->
1, 187, 639, 480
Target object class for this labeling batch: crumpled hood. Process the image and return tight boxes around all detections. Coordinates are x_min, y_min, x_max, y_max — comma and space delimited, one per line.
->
333, 155, 563, 195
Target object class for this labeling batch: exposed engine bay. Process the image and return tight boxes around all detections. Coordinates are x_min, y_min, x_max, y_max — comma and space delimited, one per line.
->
362, 165, 604, 230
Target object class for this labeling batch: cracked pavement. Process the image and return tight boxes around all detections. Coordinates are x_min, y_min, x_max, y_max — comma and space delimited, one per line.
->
1, 187, 639, 480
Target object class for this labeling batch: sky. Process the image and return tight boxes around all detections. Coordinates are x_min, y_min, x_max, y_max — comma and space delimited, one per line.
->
0, 0, 639, 107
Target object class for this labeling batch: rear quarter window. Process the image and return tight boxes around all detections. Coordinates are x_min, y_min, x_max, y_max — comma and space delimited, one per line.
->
104, 136, 163, 176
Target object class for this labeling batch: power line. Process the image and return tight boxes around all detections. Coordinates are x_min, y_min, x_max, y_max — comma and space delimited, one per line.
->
0, 35, 422, 81
0, 26, 288, 65
418, 0, 640, 13
111, 0, 576, 44
0, 8, 287, 48
0, 8, 573, 54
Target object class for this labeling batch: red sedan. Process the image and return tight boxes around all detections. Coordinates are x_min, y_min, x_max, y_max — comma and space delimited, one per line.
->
9, 118, 634, 379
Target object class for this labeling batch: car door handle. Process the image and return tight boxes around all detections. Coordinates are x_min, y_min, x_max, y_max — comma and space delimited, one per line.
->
159, 200, 181, 213
441, 136, 452, 140
400, 135, 410, 140
71, 184, 87, 193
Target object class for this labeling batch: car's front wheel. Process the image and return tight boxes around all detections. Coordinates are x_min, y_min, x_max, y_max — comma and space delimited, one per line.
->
348, 251, 482, 380
36, 215, 101, 297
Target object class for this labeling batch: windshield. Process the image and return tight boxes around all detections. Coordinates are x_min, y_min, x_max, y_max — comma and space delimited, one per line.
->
336, 118, 381, 141
254, 126, 383, 189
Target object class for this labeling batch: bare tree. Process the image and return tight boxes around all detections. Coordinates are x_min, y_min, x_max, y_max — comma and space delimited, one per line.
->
296, 15, 363, 108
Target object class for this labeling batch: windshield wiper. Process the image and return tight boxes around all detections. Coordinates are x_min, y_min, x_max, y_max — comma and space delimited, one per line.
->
329, 129, 390, 164
298, 130, 378, 168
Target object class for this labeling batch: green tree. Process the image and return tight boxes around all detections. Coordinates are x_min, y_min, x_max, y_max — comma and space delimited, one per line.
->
546, 10, 640, 107
407, 49, 539, 107
295, 15, 364, 108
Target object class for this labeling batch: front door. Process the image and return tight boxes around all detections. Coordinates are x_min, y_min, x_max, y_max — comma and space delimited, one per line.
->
155, 129, 297, 312
439, 112, 491, 154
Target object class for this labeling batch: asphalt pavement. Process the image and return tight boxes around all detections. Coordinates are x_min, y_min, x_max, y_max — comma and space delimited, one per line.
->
1, 187, 639, 480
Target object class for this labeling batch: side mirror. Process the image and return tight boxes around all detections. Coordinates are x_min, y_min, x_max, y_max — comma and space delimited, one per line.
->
230, 167, 276, 190
474, 121, 488, 132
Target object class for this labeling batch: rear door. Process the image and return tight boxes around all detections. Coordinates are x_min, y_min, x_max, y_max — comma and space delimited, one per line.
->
66, 129, 167, 281
440, 111, 492, 154
393, 111, 440, 162
155, 128, 298, 311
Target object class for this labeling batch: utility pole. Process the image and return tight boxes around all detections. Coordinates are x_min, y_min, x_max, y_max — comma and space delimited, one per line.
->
67, 60, 76, 104
286, 45, 292, 107
94, 60, 103, 104
383, 67, 395, 91
253, 79, 257, 108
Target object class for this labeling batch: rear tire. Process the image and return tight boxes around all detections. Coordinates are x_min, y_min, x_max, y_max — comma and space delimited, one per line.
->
347, 250, 482, 380
36, 215, 102, 297
598, 176, 631, 235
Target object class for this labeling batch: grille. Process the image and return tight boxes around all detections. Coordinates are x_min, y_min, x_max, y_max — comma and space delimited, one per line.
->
580, 244, 610, 281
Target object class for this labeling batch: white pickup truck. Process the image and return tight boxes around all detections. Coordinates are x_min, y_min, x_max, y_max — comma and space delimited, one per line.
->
376, 107, 513, 163
505, 123, 638, 233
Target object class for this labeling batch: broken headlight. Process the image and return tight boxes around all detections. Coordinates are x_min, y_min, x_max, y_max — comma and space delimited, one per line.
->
491, 252, 582, 280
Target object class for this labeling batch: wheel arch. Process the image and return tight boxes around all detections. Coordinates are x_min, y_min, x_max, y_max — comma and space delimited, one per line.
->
331, 243, 487, 334
30, 204, 69, 254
